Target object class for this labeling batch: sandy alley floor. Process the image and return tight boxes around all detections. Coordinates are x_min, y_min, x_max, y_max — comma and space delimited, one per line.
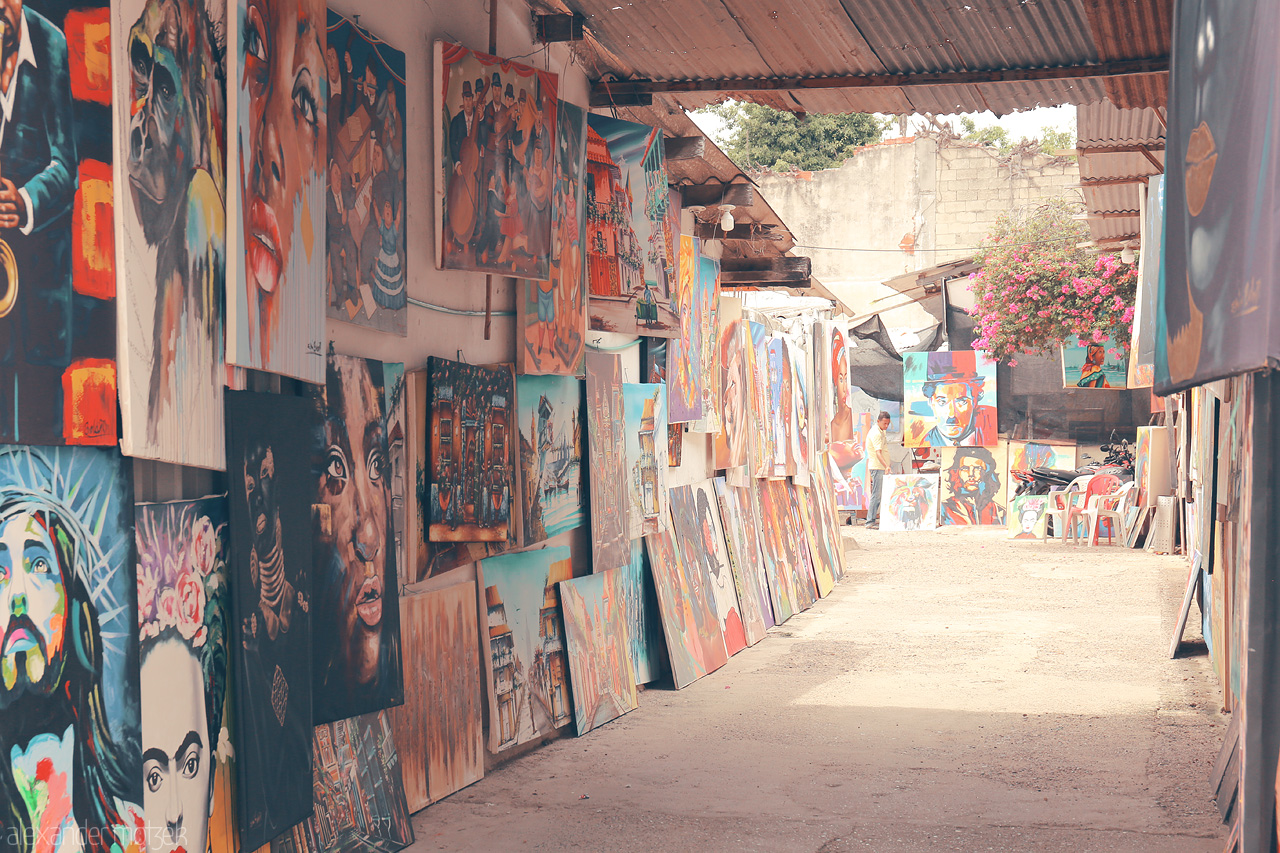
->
405, 526, 1228, 852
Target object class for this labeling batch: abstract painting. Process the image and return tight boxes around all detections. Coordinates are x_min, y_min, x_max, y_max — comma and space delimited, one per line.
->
227, 0, 327, 383
585, 352, 631, 573
434, 42, 557, 278
326, 11, 408, 334
136, 497, 232, 853
479, 547, 573, 752
271, 711, 414, 853
667, 236, 719, 424
1007, 442, 1076, 476
1008, 495, 1050, 540
115, 0, 226, 467
1135, 425, 1172, 509
712, 297, 749, 472
224, 390, 318, 849
669, 482, 747, 657
794, 488, 834, 599
644, 517, 727, 689
623, 382, 669, 538
765, 335, 795, 477
939, 446, 1007, 526
559, 569, 638, 735
518, 101, 587, 377
0, 447, 141, 851
516, 374, 583, 546
667, 423, 683, 467
713, 477, 773, 642
585, 113, 679, 337
642, 337, 667, 383
904, 351, 998, 448
309, 354, 404, 724
427, 357, 514, 543
1061, 336, 1128, 389
390, 583, 483, 813
0, 1, 116, 446
618, 541, 665, 684
750, 479, 799, 623
383, 363, 407, 586
880, 474, 940, 532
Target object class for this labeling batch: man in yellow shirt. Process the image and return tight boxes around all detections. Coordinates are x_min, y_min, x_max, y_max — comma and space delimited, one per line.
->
865, 411, 891, 529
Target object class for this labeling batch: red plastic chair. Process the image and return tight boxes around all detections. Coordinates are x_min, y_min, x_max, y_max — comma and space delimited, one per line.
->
1065, 474, 1121, 544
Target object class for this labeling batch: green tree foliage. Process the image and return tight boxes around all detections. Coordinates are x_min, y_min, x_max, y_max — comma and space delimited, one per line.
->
700, 101, 890, 171
960, 116, 1012, 153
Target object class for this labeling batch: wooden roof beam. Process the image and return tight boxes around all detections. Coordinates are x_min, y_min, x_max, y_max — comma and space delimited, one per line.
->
692, 222, 786, 241
591, 57, 1169, 106
680, 183, 755, 209
663, 136, 706, 161
720, 256, 811, 285
1074, 143, 1167, 154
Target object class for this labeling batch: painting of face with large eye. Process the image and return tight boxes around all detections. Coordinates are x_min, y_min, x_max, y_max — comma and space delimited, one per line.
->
229, 0, 327, 382
311, 354, 403, 724
0, 510, 68, 699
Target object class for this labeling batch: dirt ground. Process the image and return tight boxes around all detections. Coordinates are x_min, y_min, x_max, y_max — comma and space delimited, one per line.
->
406, 526, 1228, 852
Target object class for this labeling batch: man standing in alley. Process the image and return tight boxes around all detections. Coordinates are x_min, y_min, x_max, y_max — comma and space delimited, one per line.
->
864, 411, 891, 529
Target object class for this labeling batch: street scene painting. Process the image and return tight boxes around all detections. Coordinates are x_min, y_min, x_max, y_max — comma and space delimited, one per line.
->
713, 476, 774, 641
0, 446, 142, 852
427, 358, 514, 543
880, 474, 941, 532
558, 569, 638, 736
1061, 335, 1128, 389
1, 1, 116, 446
623, 382, 669, 538
904, 351, 998, 448
479, 547, 574, 752
434, 41, 557, 278
224, 390, 317, 849
939, 446, 1007, 526
1008, 495, 1050, 540
136, 496, 232, 853
271, 711, 414, 853
228, 0, 327, 383
585, 113, 679, 337
585, 352, 631, 572
516, 374, 583, 547
326, 10, 408, 334
114, 0, 226, 468
618, 540, 665, 685
644, 517, 727, 689
669, 482, 747, 657
518, 101, 587, 376
309, 354, 404, 724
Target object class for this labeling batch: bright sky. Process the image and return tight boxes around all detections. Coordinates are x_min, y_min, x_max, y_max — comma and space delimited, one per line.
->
689, 104, 1076, 149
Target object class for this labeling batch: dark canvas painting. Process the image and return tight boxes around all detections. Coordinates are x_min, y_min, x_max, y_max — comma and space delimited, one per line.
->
0, 0, 116, 446
326, 10, 408, 334
427, 357, 514, 543
309, 353, 404, 724
1157, 0, 1280, 393
271, 711, 414, 853
225, 390, 318, 848
0, 446, 141, 852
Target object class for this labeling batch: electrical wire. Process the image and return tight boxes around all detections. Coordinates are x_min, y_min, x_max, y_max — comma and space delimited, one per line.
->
408, 296, 515, 317
792, 236, 1084, 254
586, 338, 642, 352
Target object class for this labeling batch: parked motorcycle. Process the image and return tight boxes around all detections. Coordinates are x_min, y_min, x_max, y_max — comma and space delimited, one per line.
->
1011, 431, 1135, 497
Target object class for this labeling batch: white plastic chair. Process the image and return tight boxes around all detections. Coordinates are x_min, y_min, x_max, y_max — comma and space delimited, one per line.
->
1042, 475, 1093, 543
1084, 481, 1137, 546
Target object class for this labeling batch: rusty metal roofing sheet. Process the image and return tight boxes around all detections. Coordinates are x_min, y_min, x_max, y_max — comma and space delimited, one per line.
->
1077, 100, 1166, 147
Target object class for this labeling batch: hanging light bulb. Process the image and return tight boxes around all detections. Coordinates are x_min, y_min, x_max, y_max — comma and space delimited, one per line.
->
718, 203, 735, 232
1120, 246, 1135, 264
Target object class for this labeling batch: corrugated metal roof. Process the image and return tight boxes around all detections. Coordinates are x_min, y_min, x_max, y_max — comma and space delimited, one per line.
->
1077, 101, 1166, 147
537, 0, 1168, 116
1075, 99, 1164, 243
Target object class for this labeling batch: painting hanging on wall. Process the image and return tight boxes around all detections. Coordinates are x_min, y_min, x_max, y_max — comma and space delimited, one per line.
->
0, 446, 141, 850
136, 496, 234, 853
434, 41, 557, 278
519, 101, 587, 377
623, 382, 669, 538
427, 357, 514, 543
644, 516, 728, 689
273, 711, 414, 853
326, 10, 408, 334
667, 423, 683, 467
764, 335, 796, 477
904, 351, 998, 448
309, 353, 404, 724
559, 569, 639, 735
880, 474, 940, 532
224, 390, 318, 849
585, 351, 631, 573
516, 374, 584, 546
114, 0, 225, 467
1008, 495, 1050, 539
713, 477, 773, 642
939, 446, 1007, 526
669, 482, 747, 657
667, 235, 718, 424
713, 297, 749, 472
0, 1, 116, 446
227, 0, 327, 383
478, 547, 574, 752
584, 113, 679, 337
383, 363, 408, 586
619, 540, 665, 685
746, 321, 773, 477
1061, 335, 1128, 389
390, 582, 484, 812
642, 337, 666, 383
